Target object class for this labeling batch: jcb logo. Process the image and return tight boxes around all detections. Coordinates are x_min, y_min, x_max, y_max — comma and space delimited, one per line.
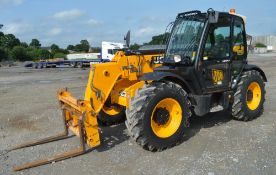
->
212, 69, 224, 85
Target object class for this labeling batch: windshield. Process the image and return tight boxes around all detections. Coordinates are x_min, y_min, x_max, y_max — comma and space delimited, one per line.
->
165, 17, 205, 63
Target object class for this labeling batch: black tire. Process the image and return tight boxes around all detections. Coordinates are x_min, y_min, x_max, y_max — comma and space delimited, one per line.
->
70, 62, 77, 68
125, 81, 192, 151
231, 70, 265, 121
32, 63, 38, 69
98, 105, 126, 126
77, 62, 83, 68
38, 63, 44, 69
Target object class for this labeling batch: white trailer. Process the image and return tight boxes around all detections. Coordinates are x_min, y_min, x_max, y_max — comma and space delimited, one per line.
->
66, 53, 100, 60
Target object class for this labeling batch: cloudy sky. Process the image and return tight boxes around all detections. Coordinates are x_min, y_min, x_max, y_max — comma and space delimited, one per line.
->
0, 0, 275, 48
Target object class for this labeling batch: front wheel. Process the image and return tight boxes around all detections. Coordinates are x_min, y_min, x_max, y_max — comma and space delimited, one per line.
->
231, 70, 265, 121
126, 82, 192, 151
98, 104, 125, 126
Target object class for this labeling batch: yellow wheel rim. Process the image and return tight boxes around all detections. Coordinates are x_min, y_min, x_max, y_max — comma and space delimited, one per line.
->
151, 98, 182, 138
246, 82, 262, 110
102, 105, 122, 116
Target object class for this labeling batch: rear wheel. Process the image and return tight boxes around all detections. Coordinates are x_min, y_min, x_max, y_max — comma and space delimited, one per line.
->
38, 63, 44, 69
70, 62, 77, 68
77, 62, 83, 68
126, 82, 191, 151
231, 70, 265, 121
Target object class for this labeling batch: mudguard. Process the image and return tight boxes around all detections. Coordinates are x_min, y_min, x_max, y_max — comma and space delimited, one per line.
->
244, 64, 267, 82
140, 71, 195, 94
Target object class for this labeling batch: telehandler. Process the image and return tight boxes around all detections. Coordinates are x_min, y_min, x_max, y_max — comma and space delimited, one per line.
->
11, 9, 266, 171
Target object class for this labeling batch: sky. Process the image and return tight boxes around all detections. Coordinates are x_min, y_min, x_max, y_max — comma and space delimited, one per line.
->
0, 0, 275, 48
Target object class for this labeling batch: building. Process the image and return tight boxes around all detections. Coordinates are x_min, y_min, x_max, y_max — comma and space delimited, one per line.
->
252, 35, 276, 51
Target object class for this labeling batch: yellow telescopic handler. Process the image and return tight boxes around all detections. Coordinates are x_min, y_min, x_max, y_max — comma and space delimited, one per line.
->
10, 9, 267, 171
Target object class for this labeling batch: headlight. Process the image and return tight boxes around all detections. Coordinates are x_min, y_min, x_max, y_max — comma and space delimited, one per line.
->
173, 55, 181, 63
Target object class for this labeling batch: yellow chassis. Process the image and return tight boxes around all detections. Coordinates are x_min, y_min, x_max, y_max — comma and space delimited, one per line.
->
58, 51, 162, 147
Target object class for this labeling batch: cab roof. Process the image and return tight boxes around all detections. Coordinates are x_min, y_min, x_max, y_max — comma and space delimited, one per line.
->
176, 10, 246, 23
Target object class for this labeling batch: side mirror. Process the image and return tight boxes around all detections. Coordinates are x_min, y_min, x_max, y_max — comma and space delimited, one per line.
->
246, 35, 252, 46
207, 8, 219, 23
124, 30, 131, 48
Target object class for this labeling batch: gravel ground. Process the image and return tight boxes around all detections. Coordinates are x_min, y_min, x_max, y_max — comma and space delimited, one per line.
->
0, 54, 276, 175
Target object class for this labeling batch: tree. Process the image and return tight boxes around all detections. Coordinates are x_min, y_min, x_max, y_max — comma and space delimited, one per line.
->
50, 44, 60, 53
129, 43, 140, 50
145, 33, 170, 45
0, 47, 9, 61
74, 44, 82, 52
28, 49, 41, 61
0, 32, 55, 61
0, 33, 21, 60
75, 40, 90, 52
255, 42, 267, 48
66, 40, 90, 53
54, 52, 65, 59
67, 45, 75, 51
11, 46, 31, 61
81, 39, 90, 52
27, 49, 53, 60
39, 49, 52, 60
21, 42, 28, 48
90, 47, 101, 53
0, 34, 20, 49
80, 39, 90, 46
29, 39, 41, 48
59, 49, 69, 54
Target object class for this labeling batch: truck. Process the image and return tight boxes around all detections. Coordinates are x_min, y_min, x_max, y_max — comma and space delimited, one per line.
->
25, 42, 125, 69
101, 41, 125, 60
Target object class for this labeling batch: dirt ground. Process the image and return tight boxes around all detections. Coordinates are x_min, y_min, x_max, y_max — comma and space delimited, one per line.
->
0, 54, 276, 175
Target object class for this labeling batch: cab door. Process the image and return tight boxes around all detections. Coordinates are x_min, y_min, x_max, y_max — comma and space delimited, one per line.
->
231, 17, 247, 78
199, 15, 232, 93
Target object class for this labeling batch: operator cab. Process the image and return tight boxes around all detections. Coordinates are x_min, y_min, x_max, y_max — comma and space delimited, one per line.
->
161, 9, 247, 94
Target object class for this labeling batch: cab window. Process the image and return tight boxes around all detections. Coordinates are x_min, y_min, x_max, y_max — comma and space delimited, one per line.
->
233, 19, 246, 60
203, 17, 231, 60
108, 49, 113, 54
